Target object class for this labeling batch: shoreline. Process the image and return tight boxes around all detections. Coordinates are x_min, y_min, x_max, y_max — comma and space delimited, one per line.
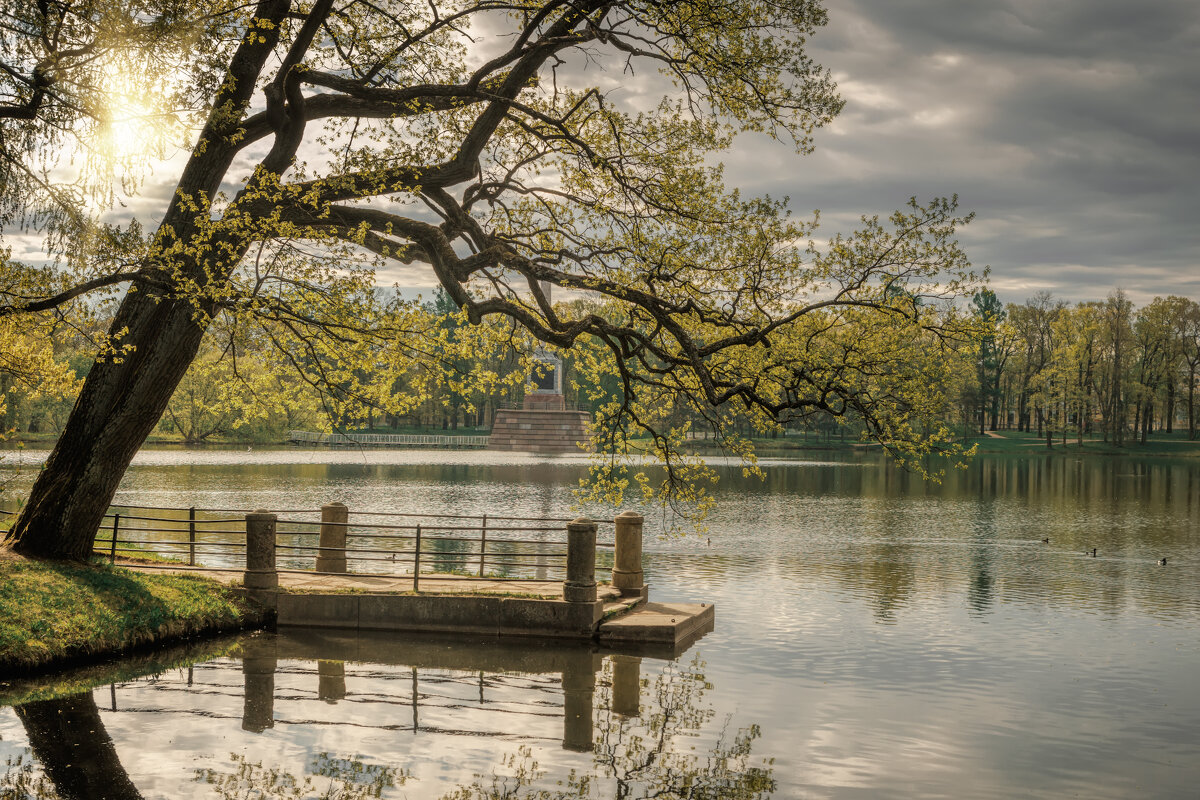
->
6, 433, 1200, 459
0, 553, 272, 683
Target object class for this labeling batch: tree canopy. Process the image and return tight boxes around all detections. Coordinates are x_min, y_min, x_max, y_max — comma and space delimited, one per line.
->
1, 0, 982, 559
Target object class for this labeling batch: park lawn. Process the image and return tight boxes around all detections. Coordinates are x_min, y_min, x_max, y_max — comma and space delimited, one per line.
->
969, 430, 1200, 457
0, 554, 266, 677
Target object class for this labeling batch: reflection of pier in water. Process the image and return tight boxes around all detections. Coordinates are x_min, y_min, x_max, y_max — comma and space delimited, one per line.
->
115, 630, 691, 753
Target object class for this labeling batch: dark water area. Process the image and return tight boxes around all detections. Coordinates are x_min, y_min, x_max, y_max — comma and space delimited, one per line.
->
1, 449, 1198, 798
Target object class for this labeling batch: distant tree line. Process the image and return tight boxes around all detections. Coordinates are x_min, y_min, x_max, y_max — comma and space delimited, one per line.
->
7, 287, 1198, 449
966, 289, 1200, 444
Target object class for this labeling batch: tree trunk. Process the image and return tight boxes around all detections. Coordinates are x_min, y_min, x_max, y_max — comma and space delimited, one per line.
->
5, 294, 209, 559
1079, 400, 1086, 445
1, 2, 286, 561
1, 2, 288, 561
1166, 380, 1175, 433
1189, 367, 1196, 439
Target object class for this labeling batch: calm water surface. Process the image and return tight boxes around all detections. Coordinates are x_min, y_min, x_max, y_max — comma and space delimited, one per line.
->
1, 448, 1198, 798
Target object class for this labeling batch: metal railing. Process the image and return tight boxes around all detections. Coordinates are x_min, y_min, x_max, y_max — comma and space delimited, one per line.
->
288, 430, 491, 448
63, 504, 617, 583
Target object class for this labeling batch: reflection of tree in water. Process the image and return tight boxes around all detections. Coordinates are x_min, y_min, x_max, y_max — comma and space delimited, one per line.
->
7, 692, 141, 800
428, 533, 473, 575
196, 753, 407, 799
443, 656, 775, 800
5, 655, 768, 800
3, 689, 404, 800
0, 750, 63, 800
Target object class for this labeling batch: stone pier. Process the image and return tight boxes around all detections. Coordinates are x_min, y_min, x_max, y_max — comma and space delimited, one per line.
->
144, 509, 715, 646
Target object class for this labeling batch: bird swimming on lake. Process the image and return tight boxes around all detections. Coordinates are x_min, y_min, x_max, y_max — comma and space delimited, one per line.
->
1087, 548, 1097, 557
1041, 537, 1050, 544
1158, 557, 1167, 566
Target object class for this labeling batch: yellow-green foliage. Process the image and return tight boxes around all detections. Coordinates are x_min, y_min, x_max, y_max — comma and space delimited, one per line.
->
0, 558, 260, 675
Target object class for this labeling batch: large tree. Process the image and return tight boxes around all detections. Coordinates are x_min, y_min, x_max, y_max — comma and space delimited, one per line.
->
3, 0, 980, 560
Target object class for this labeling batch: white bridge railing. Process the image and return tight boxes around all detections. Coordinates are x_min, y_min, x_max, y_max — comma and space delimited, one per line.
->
288, 430, 491, 448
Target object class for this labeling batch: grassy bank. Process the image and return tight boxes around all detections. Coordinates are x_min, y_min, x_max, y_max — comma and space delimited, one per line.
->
0, 634, 243, 706
967, 430, 1200, 457
677, 430, 1200, 459
0, 554, 269, 679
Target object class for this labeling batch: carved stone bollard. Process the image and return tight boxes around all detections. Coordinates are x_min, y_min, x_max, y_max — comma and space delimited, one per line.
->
612, 510, 645, 597
243, 511, 278, 590
564, 517, 598, 604
316, 502, 348, 573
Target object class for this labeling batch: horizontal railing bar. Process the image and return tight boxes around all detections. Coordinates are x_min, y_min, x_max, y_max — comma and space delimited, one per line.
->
338, 510, 615, 523
481, 551, 567, 560
265, 543, 572, 563
273, 519, 574, 533
119, 562, 567, 584
108, 503, 318, 514
339, 531, 592, 547
276, 544, 415, 556
99, 532, 603, 551
273, 519, 414, 532
190, 508, 319, 515
101, 503, 616, 524
102, 526, 240, 536
102, 513, 244, 525
100, 538, 246, 550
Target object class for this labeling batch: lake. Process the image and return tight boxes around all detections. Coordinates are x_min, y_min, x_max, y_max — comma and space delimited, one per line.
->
1, 448, 1198, 798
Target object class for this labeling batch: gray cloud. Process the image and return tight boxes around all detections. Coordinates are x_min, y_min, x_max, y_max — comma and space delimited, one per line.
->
770, 0, 1200, 306
30, 2, 1199, 311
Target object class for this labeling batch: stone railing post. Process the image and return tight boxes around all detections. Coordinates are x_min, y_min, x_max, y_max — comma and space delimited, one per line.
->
316, 502, 348, 573
561, 650, 597, 752
241, 636, 277, 733
244, 511, 278, 590
564, 517, 597, 603
612, 511, 645, 598
612, 654, 642, 717
318, 660, 346, 703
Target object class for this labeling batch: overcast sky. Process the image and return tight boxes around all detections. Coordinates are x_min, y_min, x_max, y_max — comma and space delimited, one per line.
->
15, 1, 1196, 310
770, 0, 1200, 306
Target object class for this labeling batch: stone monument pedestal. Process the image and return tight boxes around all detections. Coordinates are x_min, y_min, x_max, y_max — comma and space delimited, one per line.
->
489, 344, 590, 453
488, 406, 591, 454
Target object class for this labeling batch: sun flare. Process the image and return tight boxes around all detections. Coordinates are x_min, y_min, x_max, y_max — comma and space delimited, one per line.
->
94, 69, 172, 164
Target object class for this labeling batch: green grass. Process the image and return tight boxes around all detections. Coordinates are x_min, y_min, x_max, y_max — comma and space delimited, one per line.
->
93, 543, 188, 565
0, 556, 267, 678
0, 635, 241, 706
967, 429, 1200, 457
